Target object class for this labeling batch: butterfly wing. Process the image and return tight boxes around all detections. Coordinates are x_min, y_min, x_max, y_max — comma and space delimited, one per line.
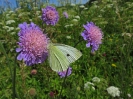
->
54, 44, 82, 63
48, 43, 70, 72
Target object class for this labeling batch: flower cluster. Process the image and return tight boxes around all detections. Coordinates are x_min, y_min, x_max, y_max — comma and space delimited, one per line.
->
107, 86, 120, 97
16, 22, 49, 66
42, 6, 59, 25
81, 22, 103, 52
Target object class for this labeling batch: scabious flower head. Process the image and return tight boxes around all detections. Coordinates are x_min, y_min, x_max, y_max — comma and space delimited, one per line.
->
42, 6, 59, 26
81, 22, 103, 52
16, 22, 49, 66
107, 86, 120, 97
63, 12, 68, 18
58, 67, 72, 78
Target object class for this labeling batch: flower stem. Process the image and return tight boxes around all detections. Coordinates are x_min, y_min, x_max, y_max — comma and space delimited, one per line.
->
58, 68, 69, 98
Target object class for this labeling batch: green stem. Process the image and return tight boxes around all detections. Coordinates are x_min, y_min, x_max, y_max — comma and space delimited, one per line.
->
58, 68, 69, 98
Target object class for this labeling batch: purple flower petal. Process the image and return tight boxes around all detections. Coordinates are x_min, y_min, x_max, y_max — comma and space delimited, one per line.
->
41, 6, 59, 26
16, 22, 49, 66
81, 22, 103, 52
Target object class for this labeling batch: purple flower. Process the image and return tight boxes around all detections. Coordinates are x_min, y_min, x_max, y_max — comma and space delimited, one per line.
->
42, 6, 59, 26
63, 12, 68, 18
16, 22, 49, 66
81, 22, 103, 52
58, 67, 72, 78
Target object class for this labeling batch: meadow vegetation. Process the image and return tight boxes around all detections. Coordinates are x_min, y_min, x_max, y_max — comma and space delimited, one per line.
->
0, 0, 133, 99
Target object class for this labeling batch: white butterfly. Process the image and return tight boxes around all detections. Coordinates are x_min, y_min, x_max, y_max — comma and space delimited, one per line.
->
48, 43, 82, 72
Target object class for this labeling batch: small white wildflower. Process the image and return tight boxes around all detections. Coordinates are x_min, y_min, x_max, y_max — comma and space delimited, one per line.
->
9, 11, 14, 14
36, 11, 40, 15
69, 24, 73, 27
11, 32, 16, 35
15, 7, 21, 11
66, 36, 71, 39
84, 82, 95, 90
74, 16, 80, 19
6, 20, 15, 25
107, 86, 120, 97
98, 15, 102, 17
72, 19, 78, 22
100, 9, 105, 12
122, 33, 132, 37
79, 5, 85, 8
65, 25, 69, 28
38, 16, 41, 18
93, 1, 98, 4
71, 3, 75, 6
29, 19, 32, 22
16, 27, 20, 31
18, 13, 23, 17
6, 14, 10, 19
106, 4, 113, 8
7, 27, 14, 32
92, 77, 100, 83
3, 26, 9, 29
127, 94, 131, 98
94, 5, 98, 8
84, 8, 88, 10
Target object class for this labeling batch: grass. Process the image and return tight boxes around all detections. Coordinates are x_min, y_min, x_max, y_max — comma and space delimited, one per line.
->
0, 0, 133, 99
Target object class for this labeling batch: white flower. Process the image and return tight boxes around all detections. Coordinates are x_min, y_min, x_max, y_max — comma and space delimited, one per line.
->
9, 11, 14, 14
72, 19, 78, 22
18, 13, 23, 17
122, 33, 132, 37
6, 20, 15, 25
29, 19, 32, 21
11, 32, 16, 35
79, 5, 85, 8
16, 27, 20, 31
84, 8, 88, 10
107, 86, 120, 97
92, 77, 100, 83
66, 36, 71, 39
127, 94, 131, 98
71, 3, 75, 6
7, 27, 14, 32
38, 16, 41, 18
74, 16, 80, 19
84, 82, 95, 90
15, 7, 21, 11
69, 24, 73, 26
36, 11, 40, 15
65, 25, 69, 28
6, 14, 10, 19
3, 26, 9, 29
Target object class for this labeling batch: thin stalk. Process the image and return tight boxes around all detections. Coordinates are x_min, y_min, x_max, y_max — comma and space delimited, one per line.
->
58, 68, 69, 98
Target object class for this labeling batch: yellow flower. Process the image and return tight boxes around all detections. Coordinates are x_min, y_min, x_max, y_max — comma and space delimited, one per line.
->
112, 64, 116, 67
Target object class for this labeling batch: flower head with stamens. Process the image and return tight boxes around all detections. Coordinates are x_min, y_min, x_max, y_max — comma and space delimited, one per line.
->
81, 22, 103, 52
16, 22, 49, 66
42, 6, 59, 25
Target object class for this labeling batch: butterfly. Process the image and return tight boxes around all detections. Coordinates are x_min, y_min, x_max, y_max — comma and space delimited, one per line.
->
48, 42, 82, 72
